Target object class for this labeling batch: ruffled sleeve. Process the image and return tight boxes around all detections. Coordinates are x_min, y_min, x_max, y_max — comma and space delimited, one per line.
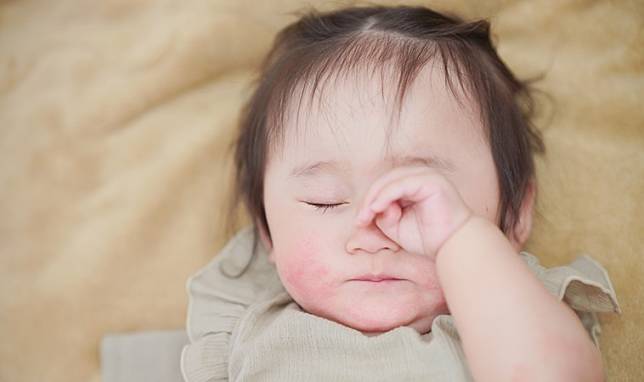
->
180, 226, 285, 382
519, 252, 621, 346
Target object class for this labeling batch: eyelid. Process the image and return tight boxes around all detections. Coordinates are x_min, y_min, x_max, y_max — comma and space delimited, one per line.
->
304, 201, 348, 214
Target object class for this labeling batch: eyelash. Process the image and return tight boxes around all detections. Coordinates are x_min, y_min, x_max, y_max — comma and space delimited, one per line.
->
306, 202, 346, 214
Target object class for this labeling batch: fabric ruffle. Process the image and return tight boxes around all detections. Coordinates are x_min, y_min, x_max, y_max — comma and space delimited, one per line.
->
180, 227, 284, 382
519, 252, 621, 346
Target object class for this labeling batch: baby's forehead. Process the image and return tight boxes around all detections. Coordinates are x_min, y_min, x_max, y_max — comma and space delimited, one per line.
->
291, 60, 468, 115
275, 62, 483, 154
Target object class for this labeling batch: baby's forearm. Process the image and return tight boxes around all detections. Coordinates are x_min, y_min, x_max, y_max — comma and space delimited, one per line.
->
435, 216, 603, 382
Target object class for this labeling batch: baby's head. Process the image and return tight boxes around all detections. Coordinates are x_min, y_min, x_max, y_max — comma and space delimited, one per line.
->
230, 5, 544, 335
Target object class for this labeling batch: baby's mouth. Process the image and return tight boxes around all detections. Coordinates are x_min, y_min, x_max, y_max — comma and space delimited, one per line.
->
350, 274, 404, 282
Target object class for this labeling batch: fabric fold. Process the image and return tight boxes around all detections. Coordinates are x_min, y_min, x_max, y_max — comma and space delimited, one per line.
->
520, 252, 621, 313
519, 252, 621, 346
181, 334, 229, 382
181, 227, 285, 382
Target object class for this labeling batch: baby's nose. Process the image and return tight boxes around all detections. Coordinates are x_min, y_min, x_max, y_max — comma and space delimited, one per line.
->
345, 220, 401, 255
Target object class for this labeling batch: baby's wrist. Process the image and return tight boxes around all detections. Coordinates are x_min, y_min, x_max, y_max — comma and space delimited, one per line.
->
433, 215, 490, 262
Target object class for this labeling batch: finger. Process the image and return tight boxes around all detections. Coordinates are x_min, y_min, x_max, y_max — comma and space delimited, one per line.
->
360, 166, 427, 210
361, 174, 436, 225
357, 171, 421, 227
358, 170, 442, 226
375, 202, 402, 239
357, 166, 430, 224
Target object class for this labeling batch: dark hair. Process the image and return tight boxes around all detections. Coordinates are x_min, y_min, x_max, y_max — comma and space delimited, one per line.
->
226, 4, 545, 263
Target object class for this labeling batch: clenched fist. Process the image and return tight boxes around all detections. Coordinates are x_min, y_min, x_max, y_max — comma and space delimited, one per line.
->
355, 166, 473, 260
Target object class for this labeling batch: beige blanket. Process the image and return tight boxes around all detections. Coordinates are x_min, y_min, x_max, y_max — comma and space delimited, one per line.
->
1, 0, 642, 381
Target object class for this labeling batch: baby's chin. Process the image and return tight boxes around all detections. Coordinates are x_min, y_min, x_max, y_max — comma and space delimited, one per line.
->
316, 298, 437, 336
338, 311, 423, 335
291, 284, 448, 336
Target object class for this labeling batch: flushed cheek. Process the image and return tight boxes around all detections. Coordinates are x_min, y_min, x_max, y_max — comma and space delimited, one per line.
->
275, 237, 335, 305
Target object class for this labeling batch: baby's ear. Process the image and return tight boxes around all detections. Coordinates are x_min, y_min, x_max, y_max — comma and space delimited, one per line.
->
509, 179, 536, 251
256, 221, 275, 263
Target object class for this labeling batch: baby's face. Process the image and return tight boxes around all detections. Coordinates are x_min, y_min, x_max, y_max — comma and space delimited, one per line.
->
262, 63, 499, 335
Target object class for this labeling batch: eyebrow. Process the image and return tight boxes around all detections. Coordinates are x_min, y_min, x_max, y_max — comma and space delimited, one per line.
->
289, 154, 456, 179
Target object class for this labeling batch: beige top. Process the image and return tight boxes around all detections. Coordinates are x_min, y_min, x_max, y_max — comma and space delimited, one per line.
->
180, 226, 621, 382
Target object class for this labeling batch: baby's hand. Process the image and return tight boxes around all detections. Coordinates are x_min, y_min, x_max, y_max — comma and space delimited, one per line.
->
355, 166, 473, 260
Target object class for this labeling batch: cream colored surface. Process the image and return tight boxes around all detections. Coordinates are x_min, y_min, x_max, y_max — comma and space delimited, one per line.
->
0, 0, 641, 381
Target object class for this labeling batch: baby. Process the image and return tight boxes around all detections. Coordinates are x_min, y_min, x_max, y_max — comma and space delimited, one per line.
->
181, 4, 620, 381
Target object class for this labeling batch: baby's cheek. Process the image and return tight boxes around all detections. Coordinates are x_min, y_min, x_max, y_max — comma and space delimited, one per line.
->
277, 238, 334, 303
415, 261, 443, 291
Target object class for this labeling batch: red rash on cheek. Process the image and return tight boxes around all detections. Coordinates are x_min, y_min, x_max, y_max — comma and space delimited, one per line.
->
277, 237, 333, 304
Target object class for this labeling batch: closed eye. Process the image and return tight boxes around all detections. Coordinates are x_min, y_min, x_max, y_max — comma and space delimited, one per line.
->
305, 202, 347, 214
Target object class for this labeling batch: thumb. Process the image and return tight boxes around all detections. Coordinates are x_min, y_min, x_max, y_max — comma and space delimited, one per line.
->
375, 202, 402, 243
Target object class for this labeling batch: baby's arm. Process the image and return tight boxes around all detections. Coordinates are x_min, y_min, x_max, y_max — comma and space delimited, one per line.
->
436, 216, 603, 382
356, 166, 603, 382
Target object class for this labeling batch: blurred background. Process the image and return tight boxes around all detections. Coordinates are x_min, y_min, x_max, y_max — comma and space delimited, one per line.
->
1, 0, 642, 381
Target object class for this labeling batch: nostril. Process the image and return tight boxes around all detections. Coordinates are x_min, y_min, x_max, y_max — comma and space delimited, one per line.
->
385, 241, 401, 252
346, 221, 402, 254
